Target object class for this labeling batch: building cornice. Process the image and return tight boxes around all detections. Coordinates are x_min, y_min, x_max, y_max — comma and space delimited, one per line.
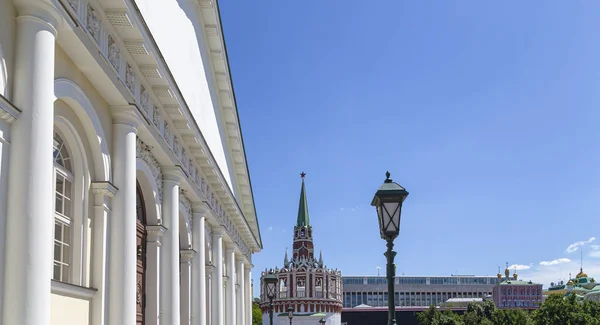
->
208, 0, 262, 249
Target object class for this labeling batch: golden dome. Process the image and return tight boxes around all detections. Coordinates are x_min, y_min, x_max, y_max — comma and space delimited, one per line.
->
568, 280, 574, 285
513, 273, 518, 280
576, 268, 588, 279
505, 268, 510, 276
497, 273, 502, 278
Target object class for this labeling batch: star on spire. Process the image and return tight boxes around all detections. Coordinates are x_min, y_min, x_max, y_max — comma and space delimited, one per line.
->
300, 171, 306, 179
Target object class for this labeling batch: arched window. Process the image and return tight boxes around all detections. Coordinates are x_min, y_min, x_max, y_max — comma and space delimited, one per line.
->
53, 131, 74, 282
136, 182, 146, 223
0, 43, 6, 96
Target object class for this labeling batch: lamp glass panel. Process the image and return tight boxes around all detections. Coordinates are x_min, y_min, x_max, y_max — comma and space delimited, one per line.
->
383, 202, 400, 233
377, 205, 384, 234
266, 281, 276, 298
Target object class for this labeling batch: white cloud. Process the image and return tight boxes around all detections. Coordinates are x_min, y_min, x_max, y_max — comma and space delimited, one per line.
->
508, 264, 531, 271
589, 250, 600, 258
566, 237, 596, 253
540, 258, 571, 266
267, 227, 273, 231
592, 244, 600, 250
518, 259, 600, 288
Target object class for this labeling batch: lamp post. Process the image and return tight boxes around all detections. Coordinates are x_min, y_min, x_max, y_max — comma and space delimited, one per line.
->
319, 317, 326, 325
264, 271, 278, 325
371, 171, 409, 325
287, 306, 294, 325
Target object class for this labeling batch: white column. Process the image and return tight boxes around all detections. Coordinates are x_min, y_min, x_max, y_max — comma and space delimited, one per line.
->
90, 183, 118, 325
2, 4, 60, 325
236, 259, 245, 325
107, 106, 140, 325
226, 248, 236, 325
245, 267, 252, 325
161, 169, 181, 325
191, 205, 207, 325
0, 120, 9, 323
206, 265, 214, 325
146, 225, 166, 325
180, 250, 194, 325
212, 229, 224, 325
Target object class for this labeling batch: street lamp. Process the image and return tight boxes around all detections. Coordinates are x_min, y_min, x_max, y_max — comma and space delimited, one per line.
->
371, 171, 408, 325
287, 306, 294, 325
264, 271, 278, 325
319, 318, 326, 325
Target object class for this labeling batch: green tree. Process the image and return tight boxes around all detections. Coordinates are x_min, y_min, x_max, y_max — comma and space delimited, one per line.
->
416, 306, 439, 325
531, 294, 577, 325
252, 301, 262, 325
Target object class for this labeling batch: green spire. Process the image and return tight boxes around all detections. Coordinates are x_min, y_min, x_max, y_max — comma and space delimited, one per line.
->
296, 172, 310, 227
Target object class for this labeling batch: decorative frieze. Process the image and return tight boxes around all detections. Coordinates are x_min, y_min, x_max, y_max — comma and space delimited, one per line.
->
163, 122, 171, 147
152, 106, 161, 129
125, 63, 135, 93
173, 137, 182, 160
140, 85, 150, 114
180, 190, 192, 229
66, 0, 78, 13
108, 35, 121, 73
86, 4, 101, 44
136, 137, 163, 202
205, 223, 213, 264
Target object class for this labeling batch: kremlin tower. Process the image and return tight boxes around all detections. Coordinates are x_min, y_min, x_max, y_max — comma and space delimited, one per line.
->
259, 173, 343, 325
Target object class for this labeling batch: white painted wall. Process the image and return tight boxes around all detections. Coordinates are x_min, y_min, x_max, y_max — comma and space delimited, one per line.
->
50, 294, 91, 325
135, 0, 234, 191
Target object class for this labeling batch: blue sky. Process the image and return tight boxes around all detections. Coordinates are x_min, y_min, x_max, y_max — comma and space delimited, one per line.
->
218, 1, 600, 296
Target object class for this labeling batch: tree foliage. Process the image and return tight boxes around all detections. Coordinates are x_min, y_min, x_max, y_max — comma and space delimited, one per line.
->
252, 301, 262, 325
417, 295, 600, 325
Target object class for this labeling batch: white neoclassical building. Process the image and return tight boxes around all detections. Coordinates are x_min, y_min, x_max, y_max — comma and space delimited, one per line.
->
0, 0, 263, 324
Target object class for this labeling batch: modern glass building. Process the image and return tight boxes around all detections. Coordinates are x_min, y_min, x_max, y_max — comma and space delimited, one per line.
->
342, 275, 499, 308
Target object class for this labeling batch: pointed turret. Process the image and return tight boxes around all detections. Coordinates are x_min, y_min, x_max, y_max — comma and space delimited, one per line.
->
318, 250, 323, 267
291, 172, 315, 262
284, 248, 289, 267
296, 172, 310, 227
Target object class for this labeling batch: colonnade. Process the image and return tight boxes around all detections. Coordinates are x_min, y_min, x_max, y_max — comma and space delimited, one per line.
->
0, 2, 254, 325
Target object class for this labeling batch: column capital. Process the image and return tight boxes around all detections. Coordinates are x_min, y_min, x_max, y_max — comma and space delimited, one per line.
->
226, 247, 235, 254
110, 105, 144, 129
162, 167, 183, 183
192, 202, 211, 215
206, 264, 215, 275
212, 226, 225, 236
147, 225, 167, 243
14, 0, 62, 35
91, 181, 119, 198
180, 249, 196, 262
